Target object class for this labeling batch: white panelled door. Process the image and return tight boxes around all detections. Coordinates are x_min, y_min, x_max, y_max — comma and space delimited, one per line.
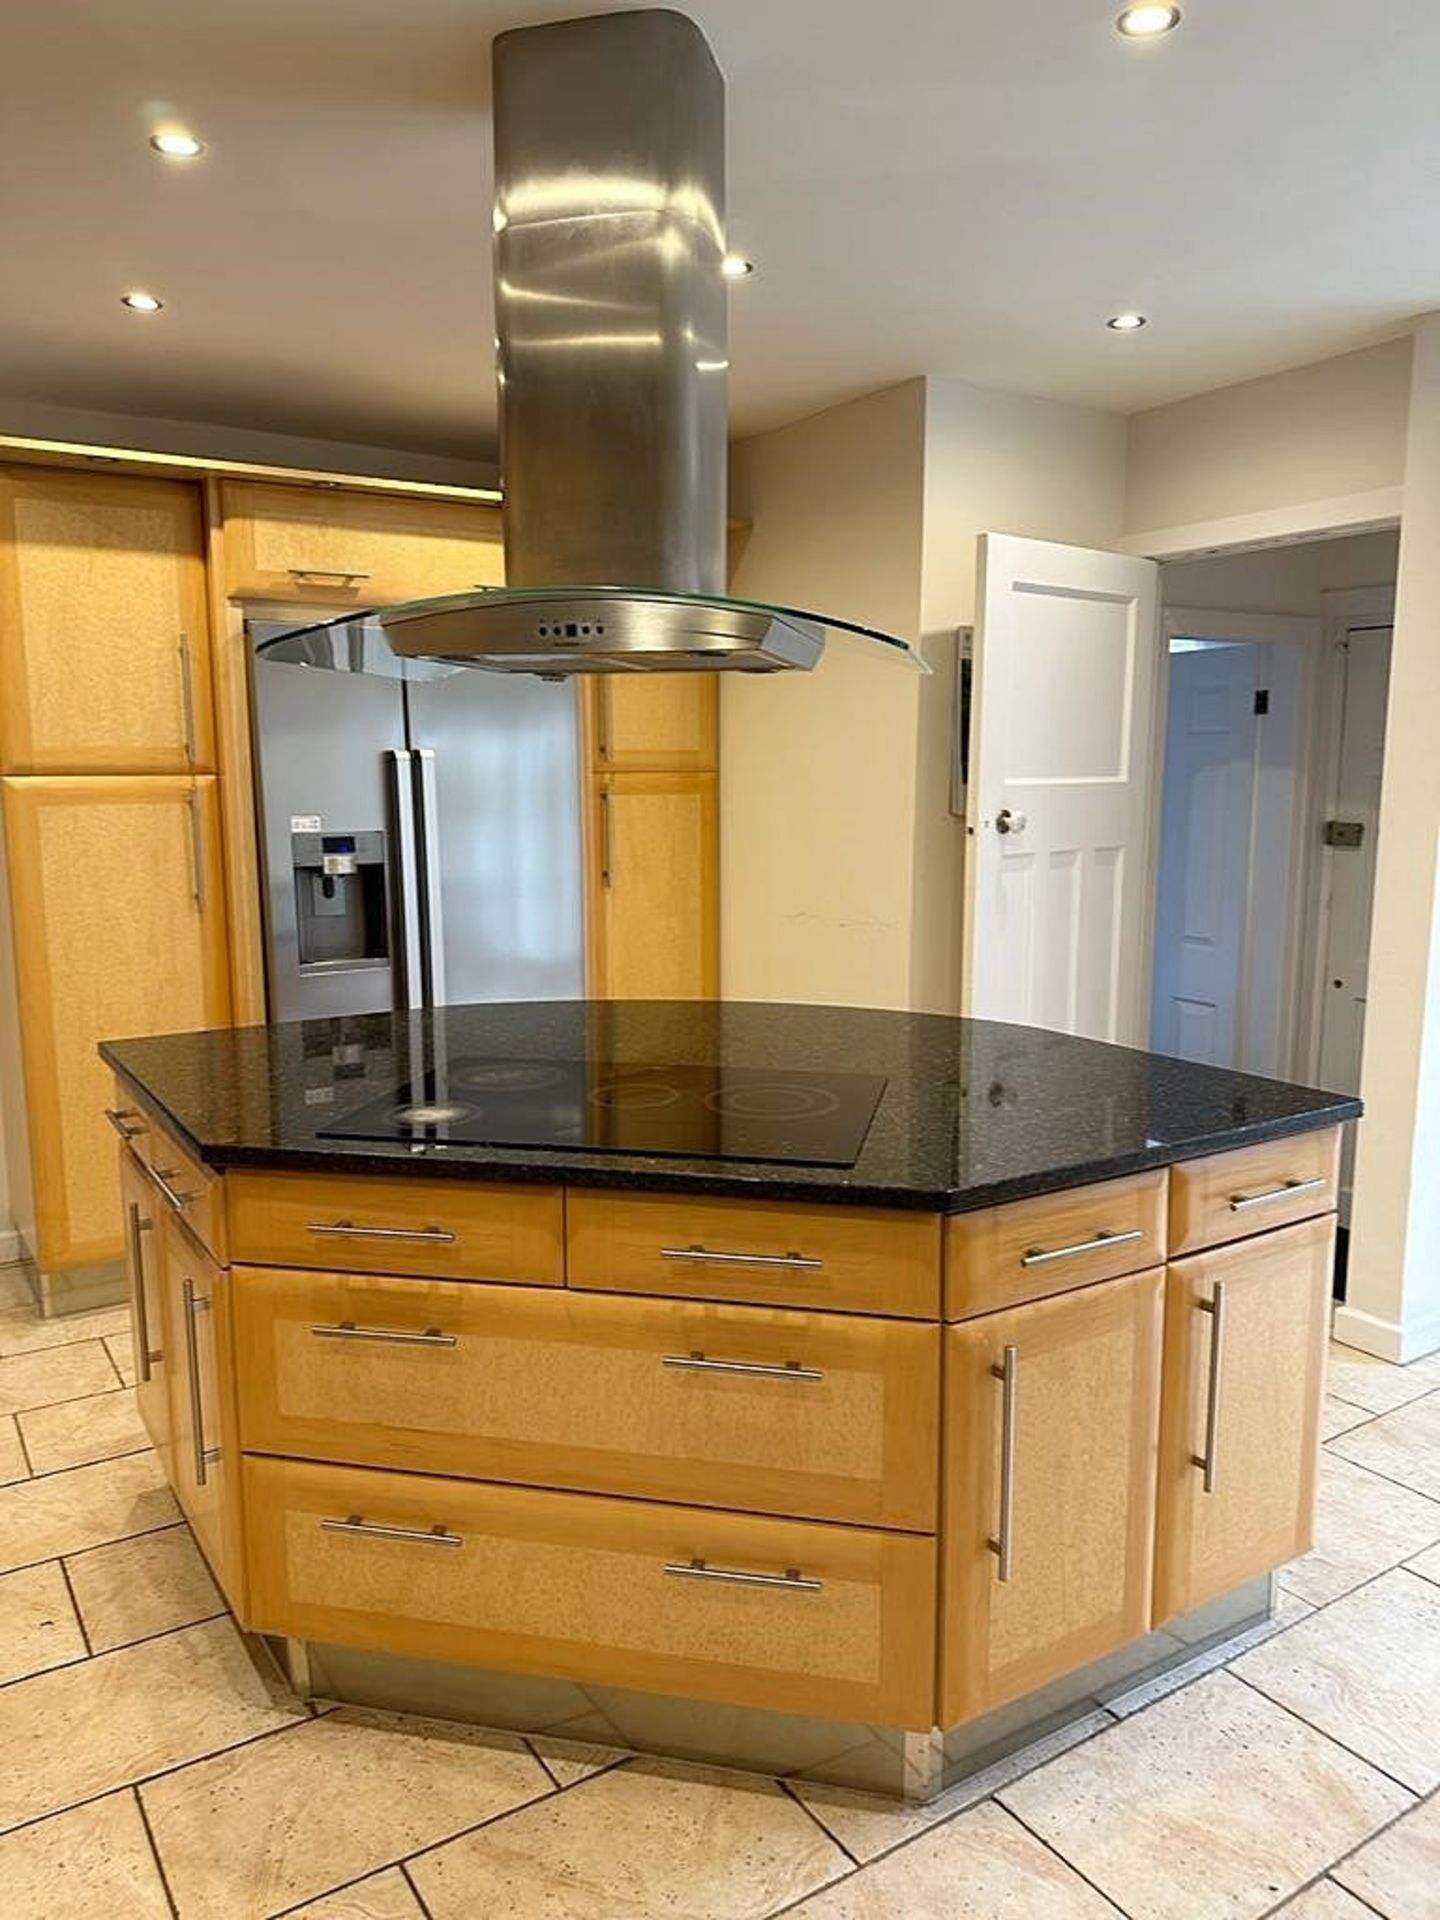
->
962, 534, 1161, 1044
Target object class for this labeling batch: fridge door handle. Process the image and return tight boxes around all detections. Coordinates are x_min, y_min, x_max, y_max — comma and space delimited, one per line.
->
414, 747, 447, 1008
387, 750, 425, 1011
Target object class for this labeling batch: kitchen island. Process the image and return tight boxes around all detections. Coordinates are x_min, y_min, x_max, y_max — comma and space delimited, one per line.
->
101, 1000, 1358, 1799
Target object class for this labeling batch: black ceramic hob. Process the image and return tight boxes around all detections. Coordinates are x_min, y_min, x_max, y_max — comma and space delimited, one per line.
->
319, 1057, 888, 1168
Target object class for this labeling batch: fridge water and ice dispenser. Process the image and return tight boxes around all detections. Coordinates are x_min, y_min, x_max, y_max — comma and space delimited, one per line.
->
291, 831, 388, 973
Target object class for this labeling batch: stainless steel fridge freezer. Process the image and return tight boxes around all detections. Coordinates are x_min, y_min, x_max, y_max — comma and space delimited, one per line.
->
248, 618, 584, 1022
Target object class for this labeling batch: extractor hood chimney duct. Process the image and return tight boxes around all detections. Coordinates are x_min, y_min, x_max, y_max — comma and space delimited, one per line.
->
260, 8, 923, 677
493, 9, 727, 599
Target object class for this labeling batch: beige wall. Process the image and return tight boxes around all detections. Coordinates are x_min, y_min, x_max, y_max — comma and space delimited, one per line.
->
0, 395, 500, 492
913, 380, 1127, 1010
1161, 530, 1401, 616
1126, 339, 1412, 542
721, 374, 1127, 1014
1343, 315, 1440, 1361
722, 381, 928, 1009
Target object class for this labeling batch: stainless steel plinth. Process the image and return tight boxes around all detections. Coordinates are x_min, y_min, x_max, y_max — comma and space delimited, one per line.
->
268, 1574, 1274, 1804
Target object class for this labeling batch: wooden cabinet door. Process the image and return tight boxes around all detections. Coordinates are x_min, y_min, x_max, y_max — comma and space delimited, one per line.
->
591, 677, 718, 773
118, 1145, 170, 1466
588, 772, 718, 998
1154, 1215, 1333, 1623
161, 1211, 244, 1612
0, 470, 215, 774
941, 1268, 1164, 1725
2, 776, 230, 1272
218, 481, 505, 606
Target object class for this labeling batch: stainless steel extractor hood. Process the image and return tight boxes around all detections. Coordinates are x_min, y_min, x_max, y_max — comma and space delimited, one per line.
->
260, 8, 922, 680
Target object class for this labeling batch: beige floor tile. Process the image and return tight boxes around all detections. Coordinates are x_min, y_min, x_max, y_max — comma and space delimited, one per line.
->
283, 1868, 427, 1919
792, 1709, 1114, 1864
0, 1614, 305, 1831
1101, 1587, 1313, 1718
0, 1342, 119, 1417
1331, 1391, 1440, 1500
1332, 1791, 1440, 1917
998, 1671, 1411, 1920
785, 1799, 1119, 1918
143, 1706, 548, 1920
1274, 1883, 1378, 1919
0, 1413, 27, 1486
1326, 1343, 1437, 1416
1407, 1540, 1440, 1585
0, 1560, 87, 1685
0, 1302, 133, 1360
0, 1790, 171, 1918
1322, 1396, 1375, 1442
1234, 1568, 1440, 1793
105, 1328, 137, 1386
0, 1450, 178, 1572
527, 1732, 631, 1787
65, 1523, 222, 1652
18, 1386, 149, 1474
1279, 1453, 1440, 1607
409, 1757, 848, 1920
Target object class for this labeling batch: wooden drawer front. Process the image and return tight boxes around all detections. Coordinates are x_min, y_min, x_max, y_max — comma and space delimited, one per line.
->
1154, 1215, 1333, 1623
234, 1270, 939, 1530
219, 482, 504, 606
568, 1192, 941, 1319
108, 1094, 227, 1265
944, 1171, 1166, 1319
243, 1455, 936, 1728
1169, 1128, 1340, 1257
226, 1170, 562, 1284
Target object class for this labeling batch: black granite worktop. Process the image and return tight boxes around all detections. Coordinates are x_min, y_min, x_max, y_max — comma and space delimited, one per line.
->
100, 1001, 1360, 1213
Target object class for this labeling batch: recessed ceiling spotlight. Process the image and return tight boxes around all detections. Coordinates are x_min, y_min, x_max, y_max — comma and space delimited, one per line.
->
149, 130, 204, 157
121, 291, 164, 313
721, 254, 755, 279
1115, 4, 1182, 36
1106, 311, 1148, 331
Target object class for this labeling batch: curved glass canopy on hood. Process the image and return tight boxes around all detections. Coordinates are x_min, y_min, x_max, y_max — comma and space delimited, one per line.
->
253, 584, 930, 680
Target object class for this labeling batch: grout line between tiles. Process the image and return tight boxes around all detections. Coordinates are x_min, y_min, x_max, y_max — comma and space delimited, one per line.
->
520, 1734, 567, 1791
997, 1799, 1133, 1917
16, 1440, 153, 1481
12, 1410, 35, 1479
1324, 1445, 1440, 1507
1, 1516, 181, 1581
132, 1783, 180, 1919
1225, 1667, 1423, 1800
59, 1517, 186, 1563
54, 1552, 92, 1658
399, 1858, 437, 1919
1255, 1785, 1433, 1919
0, 1375, 134, 1427
775, 1773, 861, 1868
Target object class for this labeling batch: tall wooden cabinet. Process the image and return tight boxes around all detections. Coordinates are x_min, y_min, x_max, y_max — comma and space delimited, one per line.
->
0, 470, 230, 1292
584, 680, 720, 998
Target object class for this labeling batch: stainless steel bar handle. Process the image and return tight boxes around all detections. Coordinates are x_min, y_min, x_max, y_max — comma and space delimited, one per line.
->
661, 1245, 823, 1273
1193, 1283, 1227, 1495
306, 1220, 456, 1245
1021, 1228, 1143, 1268
105, 1106, 147, 1141
1228, 1176, 1326, 1212
148, 1165, 198, 1213
988, 1344, 1019, 1583
126, 1202, 155, 1385
186, 786, 206, 913
387, 750, 424, 1012
310, 1320, 458, 1348
596, 682, 611, 762
414, 747, 447, 1007
322, 1515, 463, 1548
599, 788, 613, 888
178, 632, 197, 767
181, 1278, 210, 1489
287, 567, 372, 585
662, 1352, 823, 1382
663, 1557, 822, 1594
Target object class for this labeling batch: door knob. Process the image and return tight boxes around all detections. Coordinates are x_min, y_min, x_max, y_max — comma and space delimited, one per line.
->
995, 809, 1027, 836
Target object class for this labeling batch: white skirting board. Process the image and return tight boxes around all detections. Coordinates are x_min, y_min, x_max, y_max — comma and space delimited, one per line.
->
1333, 1299, 1440, 1366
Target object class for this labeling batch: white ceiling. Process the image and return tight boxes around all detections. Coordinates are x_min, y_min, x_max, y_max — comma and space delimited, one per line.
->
2, 0, 1437, 462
